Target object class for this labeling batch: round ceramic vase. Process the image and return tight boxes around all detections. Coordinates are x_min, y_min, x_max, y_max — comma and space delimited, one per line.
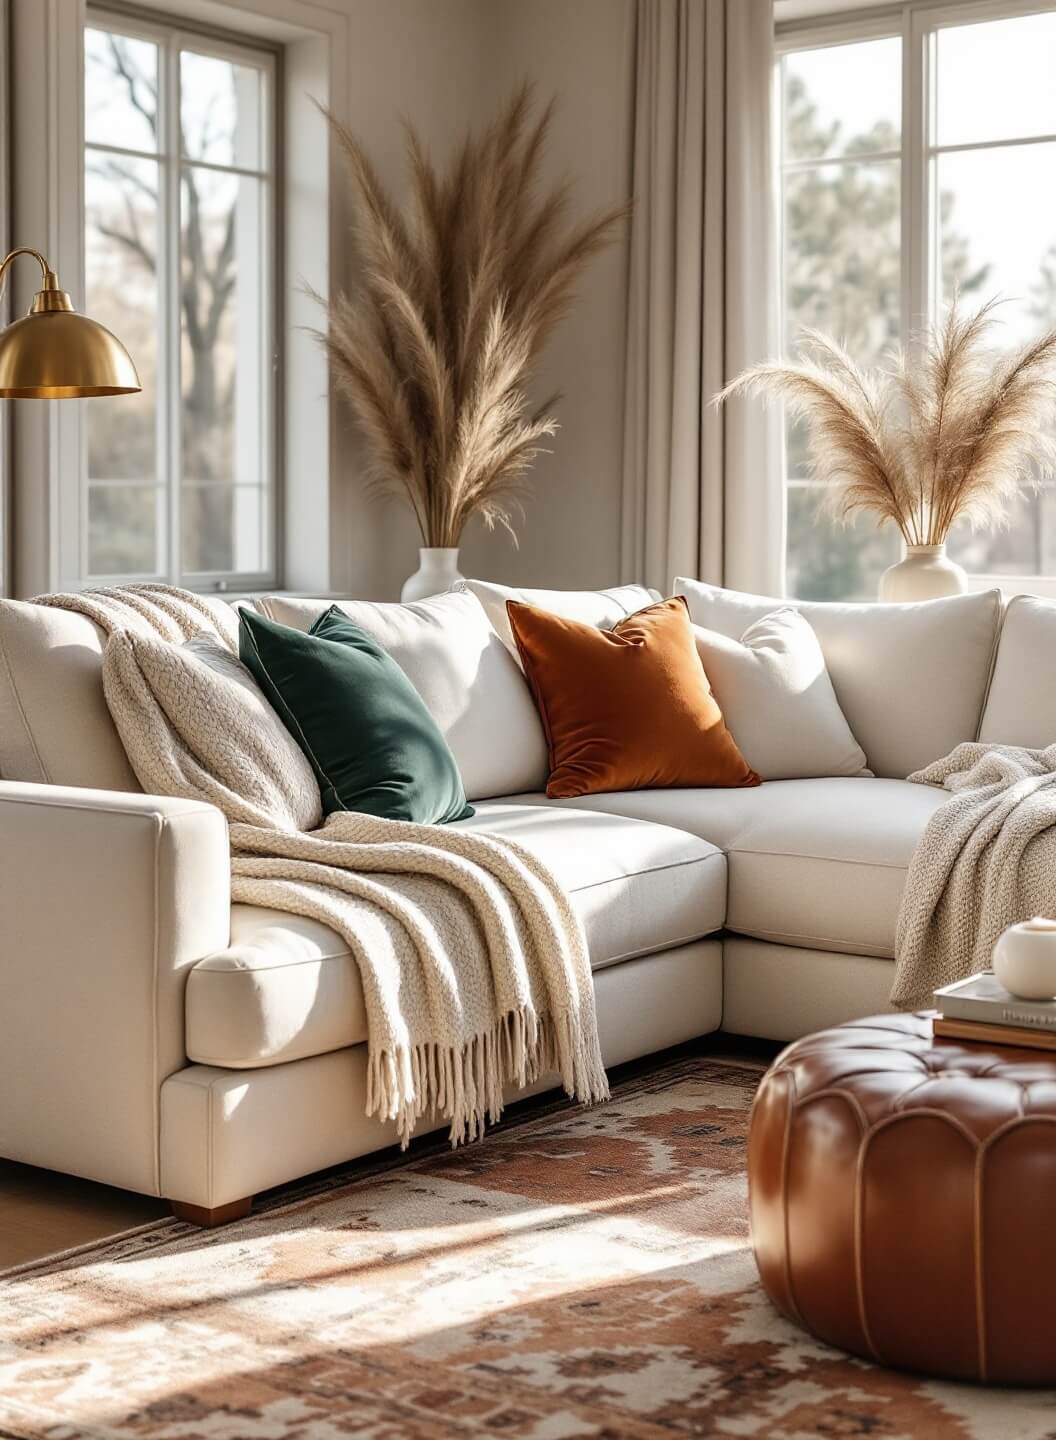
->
401, 547, 463, 602
992, 917, 1056, 1000
878, 543, 967, 602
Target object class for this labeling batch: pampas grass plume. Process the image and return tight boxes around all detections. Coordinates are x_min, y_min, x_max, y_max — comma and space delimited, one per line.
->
318, 85, 628, 548
719, 301, 1056, 546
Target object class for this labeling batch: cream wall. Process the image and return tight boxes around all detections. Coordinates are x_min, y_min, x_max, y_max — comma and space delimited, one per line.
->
330, 0, 489, 599
456, 0, 637, 594
334, 0, 638, 598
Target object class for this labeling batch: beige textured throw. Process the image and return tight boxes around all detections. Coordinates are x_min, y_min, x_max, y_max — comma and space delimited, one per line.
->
894, 741, 1056, 1009
38, 584, 608, 1144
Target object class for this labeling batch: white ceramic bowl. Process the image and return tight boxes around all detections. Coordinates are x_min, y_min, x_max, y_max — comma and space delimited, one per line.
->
992, 917, 1056, 1000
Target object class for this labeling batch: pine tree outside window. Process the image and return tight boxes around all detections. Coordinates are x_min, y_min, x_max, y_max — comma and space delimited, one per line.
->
778, 1, 1056, 600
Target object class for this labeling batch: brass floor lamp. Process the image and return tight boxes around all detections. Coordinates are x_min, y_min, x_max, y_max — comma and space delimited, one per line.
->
0, 246, 139, 398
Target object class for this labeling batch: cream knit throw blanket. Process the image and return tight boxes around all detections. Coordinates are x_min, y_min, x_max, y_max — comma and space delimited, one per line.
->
893, 741, 1056, 1009
39, 584, 608, 1145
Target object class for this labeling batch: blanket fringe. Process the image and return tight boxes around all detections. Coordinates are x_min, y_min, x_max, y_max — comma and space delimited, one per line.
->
368, 1004, 610, 1148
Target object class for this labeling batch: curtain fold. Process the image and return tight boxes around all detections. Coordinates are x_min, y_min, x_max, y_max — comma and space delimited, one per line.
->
621, 0, 781, 597
0, 0, 9, 597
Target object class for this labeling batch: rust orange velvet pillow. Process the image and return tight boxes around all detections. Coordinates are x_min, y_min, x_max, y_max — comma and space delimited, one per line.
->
506, 594, 760, 799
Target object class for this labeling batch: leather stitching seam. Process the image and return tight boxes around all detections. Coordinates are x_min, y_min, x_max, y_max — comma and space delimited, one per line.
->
779, 1071, 804, 1328
974, 1146, 988, 1383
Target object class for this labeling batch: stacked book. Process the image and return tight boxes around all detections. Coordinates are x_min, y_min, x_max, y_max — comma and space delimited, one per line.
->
933, 973, 1056, 1051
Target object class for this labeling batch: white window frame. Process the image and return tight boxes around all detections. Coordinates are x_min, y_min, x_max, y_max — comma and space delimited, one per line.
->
83, 3, 281, 592
776, 0, 1056, 599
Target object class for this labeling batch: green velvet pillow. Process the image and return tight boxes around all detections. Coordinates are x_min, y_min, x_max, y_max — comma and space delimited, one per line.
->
238, 606, 473, 824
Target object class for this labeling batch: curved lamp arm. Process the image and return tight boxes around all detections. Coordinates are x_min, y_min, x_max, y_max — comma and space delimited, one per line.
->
0, 246, 51, 283
0, 248, 70, 314
0, 248, 55, 307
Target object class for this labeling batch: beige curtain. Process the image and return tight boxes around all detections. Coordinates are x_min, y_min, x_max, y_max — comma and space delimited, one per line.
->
621, 0, 781, 596
0, 0, 8, 597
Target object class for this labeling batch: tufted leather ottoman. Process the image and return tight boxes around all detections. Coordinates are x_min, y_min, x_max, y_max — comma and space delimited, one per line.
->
748, 1013, 1056, 1385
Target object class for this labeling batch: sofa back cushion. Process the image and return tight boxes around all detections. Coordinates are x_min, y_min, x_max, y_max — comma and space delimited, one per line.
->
461, 579, 661, 663
0, 599, 139, 789
256, 590, 548, 800
675, 579, 1002, 778
979, 594, 1056, 747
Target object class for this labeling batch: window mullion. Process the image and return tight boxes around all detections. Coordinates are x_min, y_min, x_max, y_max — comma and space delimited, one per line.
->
905, 5, 930, 336
163, 38, 181, 585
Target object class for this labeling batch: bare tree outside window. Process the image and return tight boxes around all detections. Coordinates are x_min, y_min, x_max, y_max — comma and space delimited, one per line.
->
83, 17, 274, 585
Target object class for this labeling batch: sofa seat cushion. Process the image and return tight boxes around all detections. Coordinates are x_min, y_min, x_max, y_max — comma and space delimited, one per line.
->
511, 785, 781, 851
186, 802, 725, 1069
723, 777, 946, 957
527, 778, 946, 958
457, 802, 726, 959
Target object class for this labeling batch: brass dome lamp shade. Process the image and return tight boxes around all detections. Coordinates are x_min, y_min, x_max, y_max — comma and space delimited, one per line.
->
0, 247, 140, 399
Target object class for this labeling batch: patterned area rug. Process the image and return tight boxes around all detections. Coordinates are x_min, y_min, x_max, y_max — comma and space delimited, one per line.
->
3, 1052, 1055, 1439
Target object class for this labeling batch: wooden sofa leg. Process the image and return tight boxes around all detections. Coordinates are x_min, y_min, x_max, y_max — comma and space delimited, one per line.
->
171, 1196, 253, 1228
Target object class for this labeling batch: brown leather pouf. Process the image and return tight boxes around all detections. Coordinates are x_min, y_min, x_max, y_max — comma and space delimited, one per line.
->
748, 1013, 1056, 1385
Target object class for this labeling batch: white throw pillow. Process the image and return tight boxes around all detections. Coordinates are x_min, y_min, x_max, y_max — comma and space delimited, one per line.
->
255, 590, 549, 800
461, 579, 661, 664
692, 609, 869, 780
675, 577, 1002, 779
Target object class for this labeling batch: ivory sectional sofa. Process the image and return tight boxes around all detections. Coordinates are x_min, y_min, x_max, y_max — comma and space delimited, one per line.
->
0, 579, 1042, 1222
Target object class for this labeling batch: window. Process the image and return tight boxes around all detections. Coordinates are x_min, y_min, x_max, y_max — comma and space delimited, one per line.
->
83, 9, 279, 589
778, 2, 1056, 600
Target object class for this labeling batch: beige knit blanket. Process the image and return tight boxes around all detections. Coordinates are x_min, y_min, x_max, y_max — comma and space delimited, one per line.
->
39, 584, 608, 1145
893, 741, 1056, 1009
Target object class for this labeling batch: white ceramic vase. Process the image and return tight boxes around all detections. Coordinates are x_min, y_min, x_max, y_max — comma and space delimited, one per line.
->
878, 543, 967, 602
401, 547, 463, 602
992, 917, 1056, 1000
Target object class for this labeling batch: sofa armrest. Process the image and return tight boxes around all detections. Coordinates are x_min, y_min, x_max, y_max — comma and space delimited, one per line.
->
0, 781, 230, 1195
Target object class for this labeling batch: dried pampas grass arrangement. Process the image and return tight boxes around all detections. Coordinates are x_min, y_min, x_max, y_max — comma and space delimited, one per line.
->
719, 300, 1056, 546
318, 86, 627, 548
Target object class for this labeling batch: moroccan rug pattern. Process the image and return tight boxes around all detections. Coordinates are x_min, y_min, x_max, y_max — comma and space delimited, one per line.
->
3, 1053, 1056, 1438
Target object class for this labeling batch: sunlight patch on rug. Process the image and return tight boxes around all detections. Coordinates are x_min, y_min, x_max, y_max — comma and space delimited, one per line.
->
3, 1055, 1054, 1439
